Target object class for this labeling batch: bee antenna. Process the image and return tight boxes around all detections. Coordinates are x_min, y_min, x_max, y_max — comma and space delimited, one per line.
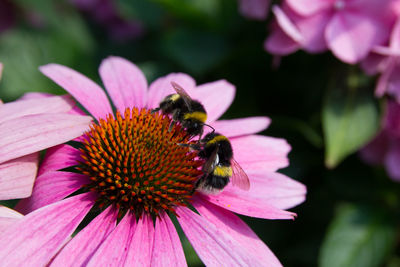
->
203, 123, 215, 134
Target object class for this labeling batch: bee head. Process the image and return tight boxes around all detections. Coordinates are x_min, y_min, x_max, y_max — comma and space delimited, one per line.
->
182, 119, 203, 136
203, 132, 218, 142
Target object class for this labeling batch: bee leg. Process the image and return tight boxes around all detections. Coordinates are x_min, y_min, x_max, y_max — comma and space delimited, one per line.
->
169, 109, 181, 133
196, 129, 204, 144
172, 109, 181, 121
177, 143, 190, 147
177, 143, 201, 151
168, 120, 176, 132
194, 175, 203, 189
150, 107, 161, 114
194, 175, 207, 192
182, 133, 192, 142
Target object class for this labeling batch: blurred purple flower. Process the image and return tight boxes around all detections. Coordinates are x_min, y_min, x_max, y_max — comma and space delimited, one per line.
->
0, 0, 46, 35
265, 0, 399, 64
361, 100, 400, 181
0, 0, 17, 34
238, 0, 271, 20
71, 0, 143, 42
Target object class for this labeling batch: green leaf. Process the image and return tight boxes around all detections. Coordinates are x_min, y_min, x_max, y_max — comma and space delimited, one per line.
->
116, 0, 165, 28
161, 28, 229, 75
322, 85, 379, 168
319, 204, 397, 267
0, 2, 94, 101
151, 0, 220, 22
0, 31, 63, 100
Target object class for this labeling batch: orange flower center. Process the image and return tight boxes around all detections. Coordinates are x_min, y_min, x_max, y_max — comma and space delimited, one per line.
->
77, 108, 203, 216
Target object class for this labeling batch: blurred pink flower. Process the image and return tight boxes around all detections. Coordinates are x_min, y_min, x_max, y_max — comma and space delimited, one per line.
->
0, 56, 306, 266
238, 0, 271, 20
361, 100, 400, 181
71, 0, 143, 42
266, 0, 398, 63
362, 17, 400, 102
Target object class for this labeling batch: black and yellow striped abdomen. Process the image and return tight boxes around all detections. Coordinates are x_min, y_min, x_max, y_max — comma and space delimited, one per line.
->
212, 165, 232, 178
183, 111, 207, 124
195, 132, 235, 192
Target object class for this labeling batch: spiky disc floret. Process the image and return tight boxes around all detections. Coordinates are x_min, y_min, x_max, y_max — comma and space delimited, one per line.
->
77, 108, 203, 216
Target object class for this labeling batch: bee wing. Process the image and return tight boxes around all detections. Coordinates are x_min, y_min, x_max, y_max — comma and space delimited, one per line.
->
171, 81, 193, 110
231, 158, 250, 191
202, 146, 218, 175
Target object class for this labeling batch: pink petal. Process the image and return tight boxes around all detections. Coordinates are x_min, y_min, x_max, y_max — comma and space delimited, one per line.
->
69, 105, 88, 116
37, 144, 81, 176
231, 135, 291, 172
176, 207, 264, 266
51, 206, 118, 267
390, 16, 400, 53
0, 113, 91, 164
0, 192, 95, 266
264, 25, 300, 55
268, 3, 330, 54
147, 73, 196, 109
375, 57, 396, 97
0, 206, 23, 234
202, 170, 306, 217
17, 93, 88, 116
18, 92, 53, 100
40, 64, 113, 120
384, 100, 400, 136
272, 5, 303, 43
326, 12, 389, 64
286, 0, 333, 16
16, 171, 88, 214
86, 213, 137, 267
0, 206, 22, 219
385, 141, 400, 181
210, 117, 270, 137
238, 0, 270, 20
371, 46, 400, 56
151, 213, 187, 267
99, 56, 148, 111
0, 153, 38, 200
124, 214, 154, 266
359, 132, 389, 165
295, 9, 330, 53
191, 80, 235, 122
199, 189, 296, 219
386, 64, 400, 102
360, 52, 388, 75
0, 95, 75, 124
358, 0, 399, 27
193, 197, 283, 266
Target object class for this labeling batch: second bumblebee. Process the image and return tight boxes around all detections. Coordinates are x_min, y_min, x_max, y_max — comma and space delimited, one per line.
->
195, 132, 250, 193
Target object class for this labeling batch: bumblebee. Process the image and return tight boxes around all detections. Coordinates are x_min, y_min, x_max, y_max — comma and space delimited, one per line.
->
195, 132, 250, 193
152, 82, 207, 139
